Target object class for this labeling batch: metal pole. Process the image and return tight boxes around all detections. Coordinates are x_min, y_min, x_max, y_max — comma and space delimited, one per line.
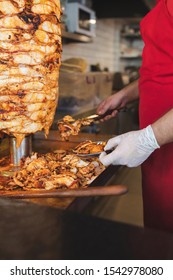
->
9, 135, 32, 166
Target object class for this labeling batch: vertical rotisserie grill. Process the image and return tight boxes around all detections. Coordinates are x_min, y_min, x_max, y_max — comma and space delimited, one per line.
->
0, 0, 62, 147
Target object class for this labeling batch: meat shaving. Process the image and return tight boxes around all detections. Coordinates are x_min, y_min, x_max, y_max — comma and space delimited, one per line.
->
57, 115, 94, 141
73, 140, 106, 155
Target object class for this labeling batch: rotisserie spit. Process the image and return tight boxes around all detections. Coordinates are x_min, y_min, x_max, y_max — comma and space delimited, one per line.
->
0, 0, 62, 147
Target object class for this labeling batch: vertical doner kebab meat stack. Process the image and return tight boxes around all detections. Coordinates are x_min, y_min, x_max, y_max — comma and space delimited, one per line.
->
0, 2, 107, 193
0, 0, 62, 147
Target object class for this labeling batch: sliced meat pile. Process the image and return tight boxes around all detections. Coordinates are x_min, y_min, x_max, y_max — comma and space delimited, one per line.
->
0, 151, 105, 191
0, 0, 62, 146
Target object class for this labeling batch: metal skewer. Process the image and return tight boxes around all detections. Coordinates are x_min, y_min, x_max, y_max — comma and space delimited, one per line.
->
0, 135, 32, 176
10, 135, 32, 166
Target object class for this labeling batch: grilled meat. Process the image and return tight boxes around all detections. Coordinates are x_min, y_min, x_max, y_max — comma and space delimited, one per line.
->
0, 0, 62, 147
3, 151, 105, 191
57, 115, 94, 141
73, 140, 106, 155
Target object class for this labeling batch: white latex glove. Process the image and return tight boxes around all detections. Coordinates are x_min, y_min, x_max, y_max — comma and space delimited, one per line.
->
99, 125, 160, 167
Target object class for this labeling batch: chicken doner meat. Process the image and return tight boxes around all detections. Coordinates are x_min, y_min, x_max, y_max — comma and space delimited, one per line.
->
0, 0, 62, 147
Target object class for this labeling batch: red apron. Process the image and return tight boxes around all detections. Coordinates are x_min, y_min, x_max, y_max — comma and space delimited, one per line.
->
139, 0, 173, 232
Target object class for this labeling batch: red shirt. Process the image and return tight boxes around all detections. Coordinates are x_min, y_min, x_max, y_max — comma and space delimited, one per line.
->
139, 0, 173, 232
140, 0, 173, 86
139, 0, 173, 128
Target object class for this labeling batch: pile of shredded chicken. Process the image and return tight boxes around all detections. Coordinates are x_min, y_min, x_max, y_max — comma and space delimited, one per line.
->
73, 140, 106, 155
0, 150, 105, 191
57, 115, 94, 141
0, 0, 62, 147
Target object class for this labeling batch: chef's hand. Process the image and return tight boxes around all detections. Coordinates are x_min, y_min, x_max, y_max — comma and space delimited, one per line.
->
97, 92, 126, 121
99, 125, 160, 167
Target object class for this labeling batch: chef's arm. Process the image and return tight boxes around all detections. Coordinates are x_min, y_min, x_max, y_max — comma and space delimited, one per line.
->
152, 108, 173, 146
118, 78, 139, 104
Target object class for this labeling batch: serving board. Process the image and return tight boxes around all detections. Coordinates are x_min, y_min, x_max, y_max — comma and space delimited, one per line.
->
0, 184, 127, 198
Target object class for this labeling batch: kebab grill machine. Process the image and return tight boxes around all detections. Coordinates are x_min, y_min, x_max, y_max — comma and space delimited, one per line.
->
0, 0, 62, 175
0, 1, 128, 199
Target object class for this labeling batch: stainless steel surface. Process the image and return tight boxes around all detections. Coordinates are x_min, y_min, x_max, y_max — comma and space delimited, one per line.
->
10, 135, 32, 166
62, 30, 92, 43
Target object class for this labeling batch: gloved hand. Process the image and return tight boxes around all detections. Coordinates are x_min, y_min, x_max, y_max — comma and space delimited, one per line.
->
99, 125, 160, 167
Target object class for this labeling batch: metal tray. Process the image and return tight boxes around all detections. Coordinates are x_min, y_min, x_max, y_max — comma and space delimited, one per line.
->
0, 131, 122, 200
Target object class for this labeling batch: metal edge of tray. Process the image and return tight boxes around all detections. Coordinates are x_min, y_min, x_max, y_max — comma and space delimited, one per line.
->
67, 165, 120, 212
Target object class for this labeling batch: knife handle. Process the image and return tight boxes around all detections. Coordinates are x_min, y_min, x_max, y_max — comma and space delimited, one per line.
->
97, 107, 127, 120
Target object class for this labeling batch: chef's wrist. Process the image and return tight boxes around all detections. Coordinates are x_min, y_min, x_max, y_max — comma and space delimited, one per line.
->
150, 124, 162, 147
120, 79, 139, 105
115, 88, 128, 108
